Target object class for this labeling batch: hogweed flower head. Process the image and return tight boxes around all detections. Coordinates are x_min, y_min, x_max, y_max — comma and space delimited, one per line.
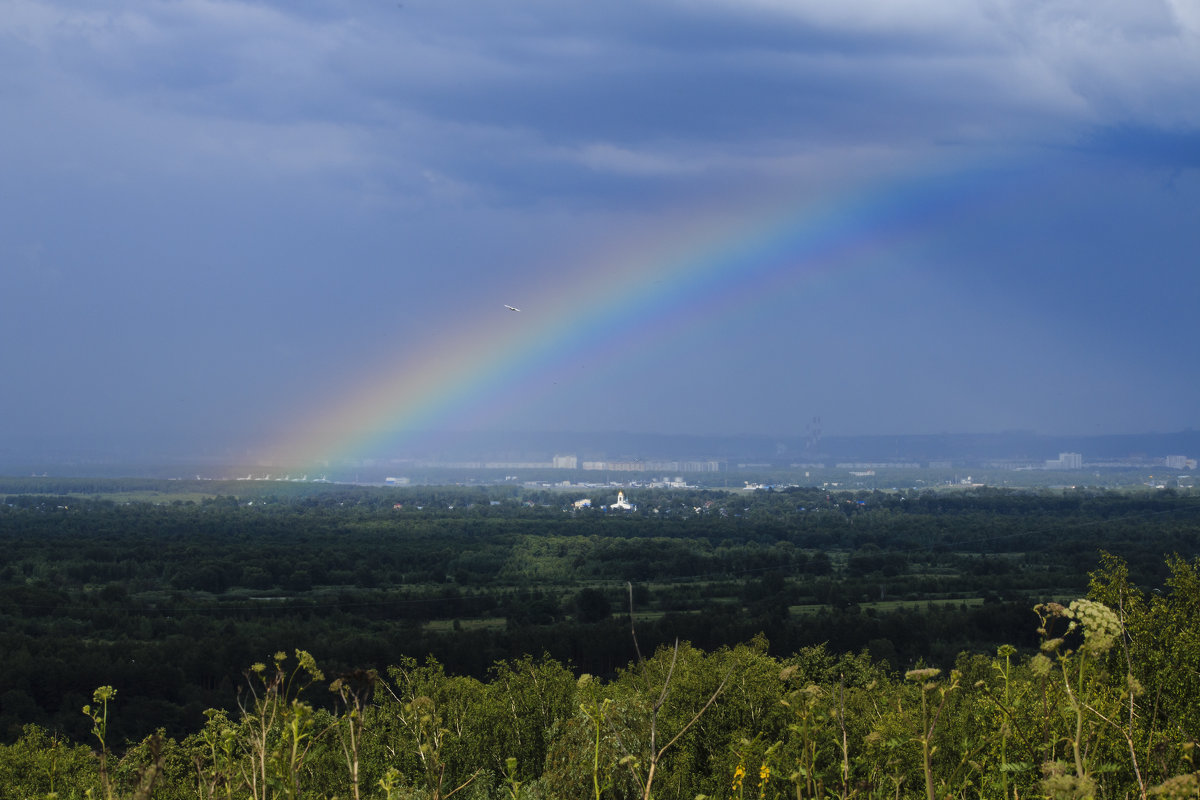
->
1030, 654, 1054, 677
1040, 760, 1097, 800
1150, 773, 1200, 799
905, 668, 941, 683
1067, 599, 1121, 656
295, 648, 324, 681
1041, 638, 1066, 655
1035, 602, 1070, 636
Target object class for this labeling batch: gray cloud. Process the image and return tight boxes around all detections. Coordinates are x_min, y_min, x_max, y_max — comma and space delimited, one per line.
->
2, 0, 1198, 449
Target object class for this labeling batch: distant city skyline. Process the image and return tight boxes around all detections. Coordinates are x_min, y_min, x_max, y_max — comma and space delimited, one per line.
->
2, 428, 1198, 477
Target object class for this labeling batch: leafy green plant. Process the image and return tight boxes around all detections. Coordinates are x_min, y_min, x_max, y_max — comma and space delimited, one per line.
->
82, 686, 117, 800
904, 668, 959, 800
6, 556, 1200, 800
578, 681, 613, 800
607, 639, 730, 800
0, 724, 98, 799
330, 668, 378, 800
233, 650, 331, 800
379, 659, 481, 800
776, 680, 832, 799
1033, 598, 1129, 799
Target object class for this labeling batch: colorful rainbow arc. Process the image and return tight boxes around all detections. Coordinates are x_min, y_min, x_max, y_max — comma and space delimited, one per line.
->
265, 162, 1006, 468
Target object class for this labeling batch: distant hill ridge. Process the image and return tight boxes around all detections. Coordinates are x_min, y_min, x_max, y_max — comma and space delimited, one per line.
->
395, 429, 1200, 465
2, 429, 1197, 474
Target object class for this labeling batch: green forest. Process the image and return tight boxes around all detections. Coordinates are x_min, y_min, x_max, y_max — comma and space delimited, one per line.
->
1, 479, 1199, 798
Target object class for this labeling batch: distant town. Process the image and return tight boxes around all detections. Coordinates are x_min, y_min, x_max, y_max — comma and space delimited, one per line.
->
4, 429, 1198, 490
372, 450, 1196, 474
218, 446, 1197, 494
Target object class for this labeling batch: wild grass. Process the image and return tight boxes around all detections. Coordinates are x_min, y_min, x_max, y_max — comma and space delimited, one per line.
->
3, 554, 1200, 799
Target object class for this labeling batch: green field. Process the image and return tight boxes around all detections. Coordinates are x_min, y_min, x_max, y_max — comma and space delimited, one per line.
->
1, 478, 1198, 745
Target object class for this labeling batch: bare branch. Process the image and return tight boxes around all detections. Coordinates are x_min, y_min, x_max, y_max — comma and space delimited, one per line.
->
628, 582, 644, 664
657, 671, 728, 758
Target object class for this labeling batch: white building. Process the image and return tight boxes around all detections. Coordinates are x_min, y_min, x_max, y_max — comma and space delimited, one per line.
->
1045, 452, 1083, 469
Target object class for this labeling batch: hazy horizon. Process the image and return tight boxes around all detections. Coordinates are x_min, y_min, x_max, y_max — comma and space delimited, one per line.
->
3, 427, 1198, 474
4, 1, 1198, 466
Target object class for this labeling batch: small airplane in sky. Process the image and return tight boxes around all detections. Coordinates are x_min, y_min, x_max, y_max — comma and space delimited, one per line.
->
504, 305, 521, 312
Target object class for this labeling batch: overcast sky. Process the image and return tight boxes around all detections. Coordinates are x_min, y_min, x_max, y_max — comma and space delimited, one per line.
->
3, 0, 1199, 462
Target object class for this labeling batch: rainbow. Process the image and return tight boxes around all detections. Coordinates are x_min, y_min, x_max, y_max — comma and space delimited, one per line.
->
265, 161, 1010, 468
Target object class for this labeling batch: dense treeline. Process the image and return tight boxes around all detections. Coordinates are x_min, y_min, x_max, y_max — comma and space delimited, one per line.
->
2, 555, 1200, 798
1, 483, 1198, 744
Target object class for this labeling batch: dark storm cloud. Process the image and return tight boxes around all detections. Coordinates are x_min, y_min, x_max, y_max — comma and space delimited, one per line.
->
2, 0, 1199, 452
1080, 126, 1200, 169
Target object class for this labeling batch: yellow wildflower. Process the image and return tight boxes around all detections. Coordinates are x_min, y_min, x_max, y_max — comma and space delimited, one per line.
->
730, 761, 746, 799
758, 762, 771, 799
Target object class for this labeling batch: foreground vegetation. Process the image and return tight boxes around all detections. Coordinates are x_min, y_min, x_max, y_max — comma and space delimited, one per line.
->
4, 482, 1200, 744
1, 554, 1199, 798
2, 480, 1200, 797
